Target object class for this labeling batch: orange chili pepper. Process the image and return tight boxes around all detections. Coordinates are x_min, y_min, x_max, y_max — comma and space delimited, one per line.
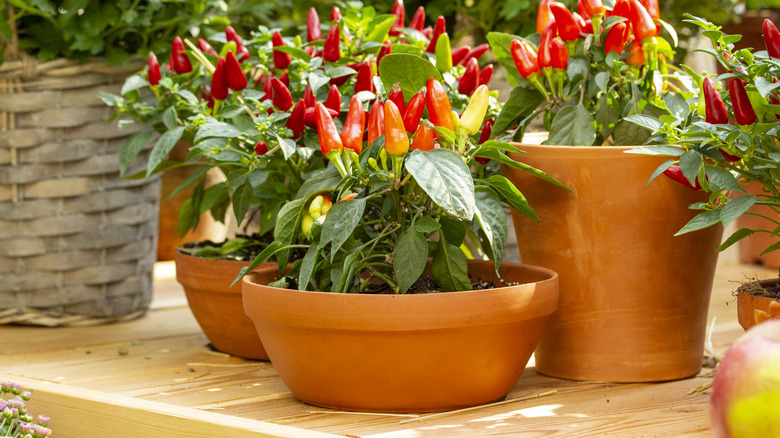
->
384, 100, 410, 155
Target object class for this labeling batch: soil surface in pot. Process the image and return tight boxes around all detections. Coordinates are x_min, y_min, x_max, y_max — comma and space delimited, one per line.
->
737, 270, 780, 298
275, 273, 501, 294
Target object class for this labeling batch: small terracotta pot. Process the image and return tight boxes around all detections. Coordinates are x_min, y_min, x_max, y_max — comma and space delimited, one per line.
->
242, 260, 559, 413
737, 279, 780, 331
174, 250, 270, 360
505, 142, 723, 382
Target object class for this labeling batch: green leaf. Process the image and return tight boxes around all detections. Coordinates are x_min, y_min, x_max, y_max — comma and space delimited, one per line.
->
274, 199, 306, 270
146, 126, 184, 177
365, 14, 397, 42
625, 145, 684, 156
431, 242, 470, 292
476, 140, 523, 154
481, 175, 539, 222
194, 121, 243, 143
337, 249, 363, 293
625, 114, 663, 131
321, 198, 367, 260
177, 199, 196, 238
476, 149, 574, 193
232, 180, 254, 226
547, 103, 597, 146
406, 149, 476, 221
755, 76, 780, 98
612, 119, 650, 146
493, 86, 545, 136
675, 209, 722, 236
298, 236, 321, 291
414, 216, 441, 235
717, 228, 757, 252
439, 216, 466, 246
231, 241, 286, 287
720, 196, 757, 228
566, 57, 589, 83
276, 134, 297, 160
162, 106, 178, 130
474, 186, 508, 273
394, 228, 429, 293
119, 130, 152, 177
121, 75, 148, 95
378, 54, 442, 100
273, 45, 312, 62
296, 166, 342, 200
679, 150, 702, 187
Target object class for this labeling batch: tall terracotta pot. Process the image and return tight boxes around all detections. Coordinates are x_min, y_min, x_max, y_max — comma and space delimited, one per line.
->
242, 260, 559, 413
505, 143, 723, 382
174, 251, 269, 360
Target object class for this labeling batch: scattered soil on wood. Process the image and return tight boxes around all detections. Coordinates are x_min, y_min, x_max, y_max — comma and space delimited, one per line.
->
361, 276, 497, 294
735, 268, 780, 299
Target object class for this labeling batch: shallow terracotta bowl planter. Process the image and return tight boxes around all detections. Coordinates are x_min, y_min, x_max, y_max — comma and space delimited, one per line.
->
242, 260, 559, 413
737, 278, 780, 331
174, 251, 269, 360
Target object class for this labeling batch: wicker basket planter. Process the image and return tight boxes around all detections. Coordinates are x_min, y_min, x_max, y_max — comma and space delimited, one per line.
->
0, 53, 160, 326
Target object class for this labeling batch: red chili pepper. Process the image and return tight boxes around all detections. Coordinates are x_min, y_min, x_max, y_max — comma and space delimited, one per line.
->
304, 106, 339, 128
626, 40, 645, 65
390, 0, 405, 36
331, 6, 342, 21
451, 46, 470, 66
323, 24, 341, 62
459, 43, 490, 66
411, 122, 435, 151
341, 96, 366, 153
307, 7, 322, 42
211, 56, 228, 100
280, 72, 290, 88
458, 58, 480, 96
511, 39, 539, 79
225, 51, 247, 91
703, 77, 728, 124
611, 0, 631, 19
604, 21, 629, 54
574, 12, 590, 34
729, 78, 757, 126
147, 52, 161, 86
550, 38, 568, 69
403, 89, 425, 132
426, 16, 446, 54
378, 40, 393, 67
171, 36, 192, 74
425, 78, 454, 131
325, 84, 342, 114
226, 26, 250, 61
254, 141, 268, 155
764, 19, 780, 58
197, 38, 217, 56
475, 119, 494, 164
315, 103, 344, 155
550, 2, 582, 41
272, 31, 291, 69
538, 23, 558, 69
271, 77, 293, 111
422, 27, 433, 39
354, 62, 374, 93
578, 0, 605, 18
628, 0, 656, 41
303, 84, 315, 108
479, 64, 494, 86
537, 0, 555, 34
287, 99, 306, 139
388, 84, 406, 115
384, 100, 410, 155
368, 100, 385, 146
410, 6, 425, 31
261, 72, 273, 101
640, 0, 660, 19
664, 164, 701, 191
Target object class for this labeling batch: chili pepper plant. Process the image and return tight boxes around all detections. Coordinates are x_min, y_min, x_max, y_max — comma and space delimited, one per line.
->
234, 57, 567, 293
486, 0, 692, 146
103, 0, 499, 261
626, 15, 780, 256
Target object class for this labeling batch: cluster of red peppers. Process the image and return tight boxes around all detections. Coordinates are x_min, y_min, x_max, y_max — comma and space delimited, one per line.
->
510, 0, 661, 99
663, 19, 780, 191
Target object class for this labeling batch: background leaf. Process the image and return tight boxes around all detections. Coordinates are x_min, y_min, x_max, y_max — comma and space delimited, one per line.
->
474, 186, 508, 272
394, 228, 429, 293
379, 54, 442, 100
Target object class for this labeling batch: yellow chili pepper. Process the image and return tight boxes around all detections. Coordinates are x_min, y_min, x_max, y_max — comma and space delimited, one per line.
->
458, 84, 489, 135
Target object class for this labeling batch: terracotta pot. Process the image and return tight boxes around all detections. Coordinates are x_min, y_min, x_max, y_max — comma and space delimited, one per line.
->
737, 279, 780, 331
736, 181, 780, 269
174, 251, 269, 360
242, 260, 559, 413
505, 142, 723, 382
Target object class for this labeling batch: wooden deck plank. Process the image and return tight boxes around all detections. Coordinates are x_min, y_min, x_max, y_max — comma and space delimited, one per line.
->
0, 256, 775, 437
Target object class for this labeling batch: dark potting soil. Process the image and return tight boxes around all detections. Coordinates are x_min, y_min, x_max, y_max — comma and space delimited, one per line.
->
735, 268, 780, 299
360, 276, 497, 294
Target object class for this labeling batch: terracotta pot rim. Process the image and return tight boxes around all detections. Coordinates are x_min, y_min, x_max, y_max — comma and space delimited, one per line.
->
509, 142, 680, 152
243, 260, 558, 299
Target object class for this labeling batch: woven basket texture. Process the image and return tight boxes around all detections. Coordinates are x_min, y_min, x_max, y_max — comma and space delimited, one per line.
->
0, 35, 160, 326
